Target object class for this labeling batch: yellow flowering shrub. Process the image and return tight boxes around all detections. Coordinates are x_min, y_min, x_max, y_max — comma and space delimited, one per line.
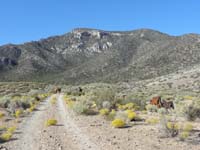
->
183, 123, 193, 132
91, 101, 97, 108
0, 132, 12, 142
117, 104, 124, 110
145, 117, 159, 124
66, 100, 74, 108
183, 96, 194, 100
45, 119, 57, 127
99, 108, 109, 116
7, 126, 16, 133
142, 110, 147, 114
28, 105, 36, 113
124, 103, 135, 109
111, 119, 125, 128
50, 97, 56, 105
0, 112, 5, 119
38, 93, 49, 100
110, 109, 116, 115
166, 122, 181, 130
179, 131, 189, 141
117, 103, 139, 111
126, 110, 136, 120
15, 109, 23, 118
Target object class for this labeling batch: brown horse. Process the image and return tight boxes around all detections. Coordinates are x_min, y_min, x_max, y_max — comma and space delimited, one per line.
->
150, 96, 162, 108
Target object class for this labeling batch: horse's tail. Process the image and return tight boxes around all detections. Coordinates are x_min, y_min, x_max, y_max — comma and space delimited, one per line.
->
171, 102, 175, 109
158, 96, 163, 107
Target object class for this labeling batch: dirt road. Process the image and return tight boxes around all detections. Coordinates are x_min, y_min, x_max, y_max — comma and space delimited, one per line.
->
1, 94, 98, 150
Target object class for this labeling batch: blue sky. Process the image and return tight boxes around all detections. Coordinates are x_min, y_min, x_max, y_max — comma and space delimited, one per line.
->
0, 0, 200, 45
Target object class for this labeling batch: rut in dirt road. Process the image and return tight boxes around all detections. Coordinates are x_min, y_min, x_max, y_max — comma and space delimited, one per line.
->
58, 94, 100, 150
1, 95, 77, 150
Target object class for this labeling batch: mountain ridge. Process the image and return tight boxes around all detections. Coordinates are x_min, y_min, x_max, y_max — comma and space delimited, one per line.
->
1, 28, 200, 84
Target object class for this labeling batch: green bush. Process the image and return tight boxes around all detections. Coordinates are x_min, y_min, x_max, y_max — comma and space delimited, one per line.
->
121, 93, 147, 110
159, 115, 193, 140
115, 111, 129, 123
71, 97, 96, 115
145, 104, 158, 112
92, 87, 116, 109
106, 109, 116, 121
0, 96, 10, 108
179, 131, 189, 141
145, 117, 159, 124
157, 107, 167, 115
159, 115, 179, 137
183, 101, 200, 121
99, 108, 109, 116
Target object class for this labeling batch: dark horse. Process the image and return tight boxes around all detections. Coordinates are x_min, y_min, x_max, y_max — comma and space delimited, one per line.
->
55, 87, 61, 93
160, 99, 174, 109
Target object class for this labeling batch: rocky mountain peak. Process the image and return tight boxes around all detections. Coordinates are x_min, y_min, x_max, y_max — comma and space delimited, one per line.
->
0, 28, 200, 84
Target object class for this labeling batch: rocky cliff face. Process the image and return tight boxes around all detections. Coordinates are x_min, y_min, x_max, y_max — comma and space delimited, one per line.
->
1, 28, 200, 84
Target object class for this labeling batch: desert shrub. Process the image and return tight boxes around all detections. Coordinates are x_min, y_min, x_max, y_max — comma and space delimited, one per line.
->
92, 88, 116, 109
63, 94, 69, 101
106, 109, 116, 121
72, 101, 88, 115
99, 108, 109, 116
116, 104, 124, 110
183, 96, 195, 100
159, 115, 179, 137
71, 97, 96, 115
102, 101, 111, 109
5, 97, 33, 114
125, 103, 135, 109
37, 94, 46, 101
179, 131, 189, 141
45, 119, 57, 127
159, 114, 193, 139
0, 126, 7, 133
115, 111, 129, 122
66, 87, 84, 96
123, 103, 139, 110
141, 110, 147, 114
145, 117, 159, 125
157, 107, 167, 115
145, 104, 158, 112
126, 110, 137, 121
121, 93, 147, 110
116, 103, 139, 111
0, 96, 10, 108
183, 123, 193, 132
0, 132, 12, 142
15, 109, 23, 118
66, 99, 75, 108
183, 101, 200, 121
28, 104, 36, 113
0, 112, 5, 119
50, 97, 56, 105
111, 119, 125, 128
7, 126, 16, 133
